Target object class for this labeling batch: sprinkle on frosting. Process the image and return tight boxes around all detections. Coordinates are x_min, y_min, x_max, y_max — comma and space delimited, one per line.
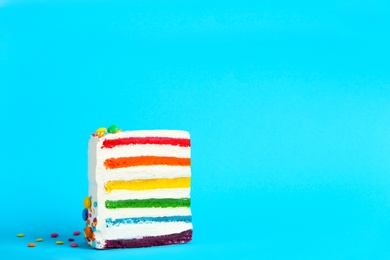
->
84, 196, 92, 209
82, 209, 88, 221
108, 124, 122, 134
95, 128, 107, 137
92, 124, 121, 137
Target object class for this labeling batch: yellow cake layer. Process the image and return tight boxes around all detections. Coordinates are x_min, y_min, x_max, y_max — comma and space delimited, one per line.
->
105, 177, 191, 192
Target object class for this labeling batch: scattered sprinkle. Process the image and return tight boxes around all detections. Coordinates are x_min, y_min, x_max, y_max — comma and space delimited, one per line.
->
17, 234, 24, 237
56, 241, 64, 245
36, 238, 43, 242
73, 231, 81, 236
28, 243, 36, 247
71, 243, 78, 247
51, 233, 58, 238
68, 238, 75, 242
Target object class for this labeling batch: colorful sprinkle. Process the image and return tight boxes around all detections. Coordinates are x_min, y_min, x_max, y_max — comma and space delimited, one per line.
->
28, 243, 36, 247
93, 201, 97, 207
95, 127, 107, 137
82, 208, 88, 221
36, 238, 43, 242
73, 231, 81, 236
84, 196, 92, 209
56, 241, 64, 245
107, 124, 119, 133
51, 233, 58, 238
17, 234, 24, 237
71, 243, 78, 247
84, 227, 93, 239
68, 238, 75, 242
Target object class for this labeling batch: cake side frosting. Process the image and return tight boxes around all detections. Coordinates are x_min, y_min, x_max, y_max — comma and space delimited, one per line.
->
83, 127, 192, 249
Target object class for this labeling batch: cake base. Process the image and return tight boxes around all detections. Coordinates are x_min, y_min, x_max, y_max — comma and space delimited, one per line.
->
104, 229, 192, 249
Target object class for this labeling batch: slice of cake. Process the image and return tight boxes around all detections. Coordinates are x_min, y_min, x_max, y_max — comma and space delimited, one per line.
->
82, 125, 193, 249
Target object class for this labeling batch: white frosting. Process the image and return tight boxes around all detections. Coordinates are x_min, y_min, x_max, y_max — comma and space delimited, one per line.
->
96, 166, 191, 181
100, 222, 193, 240
103, 130, 190, 140
102, 207, 192, 219
97, 144, 190, 161
108, 188, 190, 200
87, 130, 192, 249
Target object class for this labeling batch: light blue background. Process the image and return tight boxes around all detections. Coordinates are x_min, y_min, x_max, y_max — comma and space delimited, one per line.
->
1, 0, 390, 259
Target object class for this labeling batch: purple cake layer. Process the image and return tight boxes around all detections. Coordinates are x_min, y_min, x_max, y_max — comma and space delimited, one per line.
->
104, 229, 192, 248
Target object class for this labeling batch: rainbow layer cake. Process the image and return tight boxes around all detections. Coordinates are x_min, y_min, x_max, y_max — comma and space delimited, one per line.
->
82, 126, 192, 249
